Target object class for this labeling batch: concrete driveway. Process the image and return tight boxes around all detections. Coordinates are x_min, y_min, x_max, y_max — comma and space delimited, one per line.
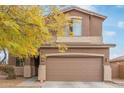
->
42, 81, 124, 88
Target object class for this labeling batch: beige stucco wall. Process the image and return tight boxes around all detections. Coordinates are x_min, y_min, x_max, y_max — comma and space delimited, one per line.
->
0, 67, 24, 78
24, 65, 31, 77
119, 63, 124, 78
8, 55, 16, 65
0, 71, 7, 80
56, 36, 103, 44
0, 66, 24, 77
12, 66, 35, 77
14, 67, 24, 76
104, 65, 112, 81
110, 61, 124, 79
90, 16, 103, 36
110, 62, 119, 78
40, 47, 109, 59
38, 65, 46, 81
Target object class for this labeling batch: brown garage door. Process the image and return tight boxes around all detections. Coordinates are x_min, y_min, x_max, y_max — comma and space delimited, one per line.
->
46, 57, 103, 81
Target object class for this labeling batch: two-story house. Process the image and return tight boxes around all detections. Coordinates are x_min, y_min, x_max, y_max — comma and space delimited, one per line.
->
8, 6, 115, 82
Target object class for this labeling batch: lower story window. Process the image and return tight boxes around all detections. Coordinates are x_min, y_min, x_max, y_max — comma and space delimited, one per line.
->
16, 58, 25, 67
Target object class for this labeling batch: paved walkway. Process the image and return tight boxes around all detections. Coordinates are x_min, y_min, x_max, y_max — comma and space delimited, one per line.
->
16, 77, 41, 88
42, 81, 124, 88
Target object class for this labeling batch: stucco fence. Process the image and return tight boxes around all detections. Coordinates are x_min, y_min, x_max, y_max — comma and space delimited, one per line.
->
110, 62, 124, 79
0, 66, 35, 79
0, 66, 23, 79
14, 67, 24, 76
0, 71, 8, 79
14, 66, 35, 77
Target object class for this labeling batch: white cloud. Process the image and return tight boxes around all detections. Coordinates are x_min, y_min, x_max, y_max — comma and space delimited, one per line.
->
110, 53, 124, 59
118, 21, 124, 28
60, 5, 97, 12
103, 31, 116, 37
75, 5, 96, 12
116, 5, 124, 8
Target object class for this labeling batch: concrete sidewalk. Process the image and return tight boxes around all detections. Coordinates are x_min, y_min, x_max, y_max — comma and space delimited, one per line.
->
112, 79, 124, 85
16, 77, 41, 88
16, 78, 124, 88
42, 81, 123, 88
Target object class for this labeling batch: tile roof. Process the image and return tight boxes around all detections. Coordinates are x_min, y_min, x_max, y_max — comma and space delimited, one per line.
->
60, 6, 107, 19
110, 56, 124, 62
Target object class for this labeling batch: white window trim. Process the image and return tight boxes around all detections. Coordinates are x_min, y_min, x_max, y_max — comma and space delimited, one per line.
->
70, 16, 82, 37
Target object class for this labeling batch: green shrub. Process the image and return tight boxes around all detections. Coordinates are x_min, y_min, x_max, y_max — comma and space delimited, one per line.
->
0, 65, 16, 79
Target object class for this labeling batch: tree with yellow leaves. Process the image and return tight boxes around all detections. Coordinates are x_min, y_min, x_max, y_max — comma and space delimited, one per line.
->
45, 6, 70, 53
0, 5, 70, 63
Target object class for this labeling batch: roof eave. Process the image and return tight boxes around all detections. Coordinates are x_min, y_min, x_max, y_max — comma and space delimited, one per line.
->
61, 6, 107, 19
40, 44, 116, 49
110, 60, 124, 63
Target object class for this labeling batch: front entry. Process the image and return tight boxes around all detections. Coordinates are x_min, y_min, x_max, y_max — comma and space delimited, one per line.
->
46, 57, 103, 81
34, 56, 40, 76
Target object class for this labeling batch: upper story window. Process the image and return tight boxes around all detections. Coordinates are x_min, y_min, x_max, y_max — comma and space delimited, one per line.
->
65, 16, 82, 37
71, 18, 82, 36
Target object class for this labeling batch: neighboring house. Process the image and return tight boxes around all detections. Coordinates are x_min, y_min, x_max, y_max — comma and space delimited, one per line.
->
8, 6, 115, 82
110, 56, 124, 79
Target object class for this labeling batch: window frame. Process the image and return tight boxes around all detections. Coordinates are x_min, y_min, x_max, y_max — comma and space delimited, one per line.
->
68, 16, 83, 37
16, 57, 25, 67
71, 18, 82, 37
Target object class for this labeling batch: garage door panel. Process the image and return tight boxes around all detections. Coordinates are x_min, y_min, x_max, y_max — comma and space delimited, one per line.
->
46, 57, 103, 81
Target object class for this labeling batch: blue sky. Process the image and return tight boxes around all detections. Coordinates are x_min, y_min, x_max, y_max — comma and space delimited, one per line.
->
65, 5, 124, 59
88, 5, 124, 59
